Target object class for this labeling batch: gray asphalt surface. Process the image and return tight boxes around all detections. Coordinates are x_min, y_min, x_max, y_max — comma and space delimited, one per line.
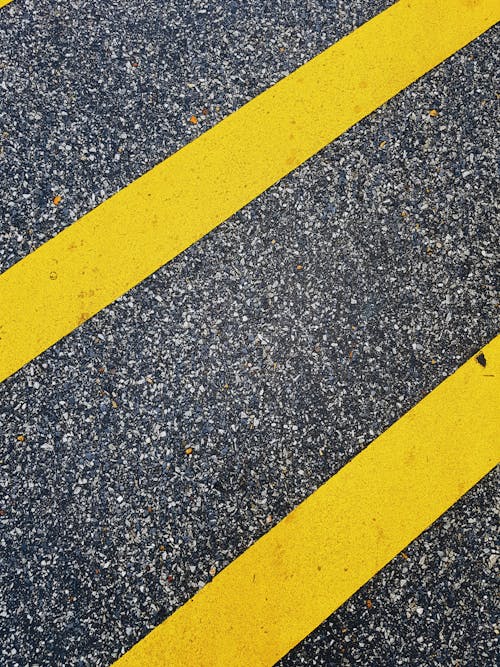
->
0, 1, 499, 665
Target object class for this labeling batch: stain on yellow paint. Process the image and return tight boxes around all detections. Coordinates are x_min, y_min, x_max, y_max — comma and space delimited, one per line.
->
0, 0, 498, 383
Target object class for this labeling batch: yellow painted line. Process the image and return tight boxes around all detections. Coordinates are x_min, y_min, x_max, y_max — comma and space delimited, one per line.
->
1, 0, 499, 383
0, 1, 13, 8
113, 337, 500, 666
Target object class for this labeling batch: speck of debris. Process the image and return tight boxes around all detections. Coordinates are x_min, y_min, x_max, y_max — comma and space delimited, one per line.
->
476, 352, 486, 367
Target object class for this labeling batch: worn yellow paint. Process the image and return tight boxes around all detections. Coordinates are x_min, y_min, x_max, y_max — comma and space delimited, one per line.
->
0, 1, 13, 8
1, 0, 499, 383
114, 337, 500, 666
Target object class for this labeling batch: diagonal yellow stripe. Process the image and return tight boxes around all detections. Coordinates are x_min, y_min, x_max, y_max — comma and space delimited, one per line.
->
113, 337, 500, 666
0, 1, 14, 8
1, 0, 498, 383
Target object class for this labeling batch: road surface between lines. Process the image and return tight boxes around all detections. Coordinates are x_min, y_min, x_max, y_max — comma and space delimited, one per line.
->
0, 0, 499, 383
113, 337, 500, 666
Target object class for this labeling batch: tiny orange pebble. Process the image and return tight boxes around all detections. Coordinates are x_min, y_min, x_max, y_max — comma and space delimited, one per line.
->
379, 140, 386, 149
16, 434, 25, 442
401, 552, 409, 560
185, 447, 193, 455
296, 264, 303, 270
201, 107, 208, 116
189, 115, 198, 125
52, 195, 62, 206
366, 599, 373, 609
429, 109, 439, 117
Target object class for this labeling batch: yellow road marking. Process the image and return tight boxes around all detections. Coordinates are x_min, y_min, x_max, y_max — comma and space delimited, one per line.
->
114, 337, 500, 666
0, 1, 13, 8
1, 0, 498, 383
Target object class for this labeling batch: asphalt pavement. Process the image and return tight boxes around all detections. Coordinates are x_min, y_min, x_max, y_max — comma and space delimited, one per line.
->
0, 1, 498, 665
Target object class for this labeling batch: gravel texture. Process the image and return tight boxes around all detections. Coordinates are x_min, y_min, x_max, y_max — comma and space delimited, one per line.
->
281, 470, 499, 667
0, 1, 498, 665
